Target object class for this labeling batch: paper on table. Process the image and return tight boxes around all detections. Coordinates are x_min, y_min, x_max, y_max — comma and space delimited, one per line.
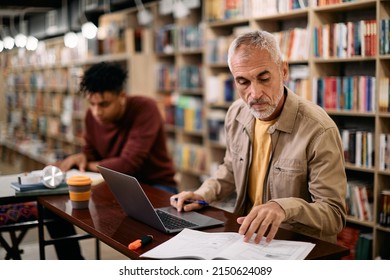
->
65, 169, 104, 186
141, 228, 315, 260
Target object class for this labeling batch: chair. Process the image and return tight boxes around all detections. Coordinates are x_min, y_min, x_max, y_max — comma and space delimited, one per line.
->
0, 202, 38, 259
0, 202, 100, 260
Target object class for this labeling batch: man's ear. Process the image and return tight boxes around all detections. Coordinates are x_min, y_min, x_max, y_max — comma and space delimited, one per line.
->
282, 61, 289, 81
119, 91, 127, 105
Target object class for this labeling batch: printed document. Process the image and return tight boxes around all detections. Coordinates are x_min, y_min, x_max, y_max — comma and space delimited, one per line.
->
141, 228, 315, 260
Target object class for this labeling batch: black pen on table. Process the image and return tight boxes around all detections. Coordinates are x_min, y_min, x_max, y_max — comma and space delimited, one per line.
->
173, 197, 209, 206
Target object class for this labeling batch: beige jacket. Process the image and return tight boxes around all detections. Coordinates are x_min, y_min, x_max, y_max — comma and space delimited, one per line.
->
196, 88, 347, 243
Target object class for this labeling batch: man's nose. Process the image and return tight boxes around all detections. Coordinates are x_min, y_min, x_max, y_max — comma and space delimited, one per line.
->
91, 106, 102, 116
249, 82, 263, 99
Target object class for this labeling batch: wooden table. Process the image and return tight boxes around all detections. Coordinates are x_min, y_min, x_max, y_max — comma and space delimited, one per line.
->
37, 182, 349, 260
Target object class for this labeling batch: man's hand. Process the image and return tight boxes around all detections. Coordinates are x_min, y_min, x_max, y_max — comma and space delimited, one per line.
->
237, 201, 286, 244
170, 191, 207, 212
86, 161, 100, 172
56, 153, 88, 172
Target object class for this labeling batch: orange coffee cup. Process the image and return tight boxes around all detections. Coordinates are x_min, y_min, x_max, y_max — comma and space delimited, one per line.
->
67, 175, 92, 209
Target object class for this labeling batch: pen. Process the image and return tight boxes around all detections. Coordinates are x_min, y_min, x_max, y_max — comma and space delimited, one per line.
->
128, 235, 153, 250
173, 197, 209, 206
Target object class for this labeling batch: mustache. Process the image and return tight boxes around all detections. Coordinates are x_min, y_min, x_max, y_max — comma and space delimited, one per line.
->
249, 98, 270, 106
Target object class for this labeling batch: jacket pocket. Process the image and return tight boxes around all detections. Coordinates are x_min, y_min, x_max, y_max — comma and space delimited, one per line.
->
231, 142, 246, 162
271, 159, 308, 198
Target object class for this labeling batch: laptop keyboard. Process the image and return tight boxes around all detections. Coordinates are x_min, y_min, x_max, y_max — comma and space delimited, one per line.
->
156, 209, 198, 230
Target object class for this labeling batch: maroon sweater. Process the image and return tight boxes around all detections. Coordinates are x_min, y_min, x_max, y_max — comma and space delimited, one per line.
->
82, 96, 177, 188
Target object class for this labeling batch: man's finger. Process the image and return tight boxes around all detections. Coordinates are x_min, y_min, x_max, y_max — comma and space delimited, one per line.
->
265, 223, 279, 243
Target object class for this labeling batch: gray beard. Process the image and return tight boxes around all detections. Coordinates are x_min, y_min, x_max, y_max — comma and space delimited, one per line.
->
250, 107, 273, 119
249, 89, 283, 120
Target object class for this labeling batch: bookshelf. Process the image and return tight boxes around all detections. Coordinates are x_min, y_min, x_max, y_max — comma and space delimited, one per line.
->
1, 0, 389, 259
152, 2, 207, 189
200, 0, 390, 259
0, 5, 155, 171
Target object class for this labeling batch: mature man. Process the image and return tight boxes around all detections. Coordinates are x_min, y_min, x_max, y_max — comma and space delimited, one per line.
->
171, 30, 346, 244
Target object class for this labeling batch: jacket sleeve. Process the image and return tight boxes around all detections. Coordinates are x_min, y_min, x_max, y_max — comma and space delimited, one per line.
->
195, 104, 239, 204
272, 127, 347, 242
195, 149, 236, 204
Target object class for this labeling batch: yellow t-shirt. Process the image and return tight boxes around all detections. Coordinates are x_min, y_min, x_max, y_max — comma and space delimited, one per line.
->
248, 118, 277, 209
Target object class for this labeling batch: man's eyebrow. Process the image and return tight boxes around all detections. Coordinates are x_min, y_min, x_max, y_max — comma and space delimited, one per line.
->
235, 70, 270, 81
89, 99, 111, 105
235, 75, 246, 81
257, 70, 270, 77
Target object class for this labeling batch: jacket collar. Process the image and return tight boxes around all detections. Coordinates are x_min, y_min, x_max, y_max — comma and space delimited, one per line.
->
236, 87, 298, 136
275, 87, 298, 134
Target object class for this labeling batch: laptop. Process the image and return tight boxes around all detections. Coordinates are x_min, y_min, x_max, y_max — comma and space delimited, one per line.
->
97, 166, 224, 233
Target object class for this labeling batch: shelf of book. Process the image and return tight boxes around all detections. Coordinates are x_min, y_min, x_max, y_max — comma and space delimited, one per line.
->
200, 0, 390, 259
0, 4, 156, 169
152, 2, 206, 192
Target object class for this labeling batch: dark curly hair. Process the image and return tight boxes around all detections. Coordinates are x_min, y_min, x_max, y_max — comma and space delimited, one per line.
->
79, 62, 128, 95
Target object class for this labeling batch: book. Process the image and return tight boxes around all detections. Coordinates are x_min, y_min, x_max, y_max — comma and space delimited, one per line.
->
11, 182, 68, 192
379, 190, 390, 227
13, 184, 71, 197
140, 228, 315, 260
10, 169, 104, 192
355, 233, 373, 260
337, 226, 360, 260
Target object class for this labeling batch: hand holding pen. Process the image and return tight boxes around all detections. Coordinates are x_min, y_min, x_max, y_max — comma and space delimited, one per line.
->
170, 191, 208, 212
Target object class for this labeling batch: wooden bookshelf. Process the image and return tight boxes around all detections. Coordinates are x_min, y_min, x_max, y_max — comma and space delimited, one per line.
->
201, 0, 389, 259
152, 2, 207, 190
1, 0, 389, 259
0, 5, 155, 169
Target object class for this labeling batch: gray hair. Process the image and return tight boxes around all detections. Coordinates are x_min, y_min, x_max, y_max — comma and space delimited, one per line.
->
227, 30, 283, 70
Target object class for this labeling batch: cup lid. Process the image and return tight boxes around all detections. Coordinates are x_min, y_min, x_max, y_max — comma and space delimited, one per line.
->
67, 175, 92, 186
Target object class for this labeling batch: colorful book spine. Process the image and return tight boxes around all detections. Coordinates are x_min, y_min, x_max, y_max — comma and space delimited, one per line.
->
313, 76, 375, 112
340, 128, 374, 168
379, 190, 390, 227
313, 20, 377, 58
